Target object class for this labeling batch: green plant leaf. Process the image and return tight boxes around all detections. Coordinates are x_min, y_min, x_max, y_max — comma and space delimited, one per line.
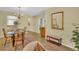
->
72, 26, 79, 50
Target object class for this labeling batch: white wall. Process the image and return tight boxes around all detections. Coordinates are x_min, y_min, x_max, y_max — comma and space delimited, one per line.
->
27, 17, 34, 32
33, 7, 79, 49
32, 16, 40, 33
45, 7, 79, 49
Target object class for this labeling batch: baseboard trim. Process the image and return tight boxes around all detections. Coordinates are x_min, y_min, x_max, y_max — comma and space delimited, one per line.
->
62, 43, 75, 51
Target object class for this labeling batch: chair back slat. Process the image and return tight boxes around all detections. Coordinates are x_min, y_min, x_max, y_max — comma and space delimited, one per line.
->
2, 28, 7, 38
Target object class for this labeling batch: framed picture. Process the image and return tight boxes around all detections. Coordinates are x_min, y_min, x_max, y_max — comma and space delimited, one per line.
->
51, 11, 64, 30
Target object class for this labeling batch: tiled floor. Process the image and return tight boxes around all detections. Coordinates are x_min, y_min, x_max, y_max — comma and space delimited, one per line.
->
0, 32, 74, 51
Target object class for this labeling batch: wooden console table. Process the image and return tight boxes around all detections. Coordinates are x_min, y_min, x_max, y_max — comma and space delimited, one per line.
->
46, 35, 62, 46
40, 27, 45, 38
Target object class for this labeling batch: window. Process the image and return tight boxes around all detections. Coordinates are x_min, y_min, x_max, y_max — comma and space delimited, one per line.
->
7, 16, 17, 26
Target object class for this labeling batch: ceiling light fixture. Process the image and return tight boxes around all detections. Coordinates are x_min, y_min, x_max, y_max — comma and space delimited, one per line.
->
18, 7, 21, 19
17, 7, 23, 19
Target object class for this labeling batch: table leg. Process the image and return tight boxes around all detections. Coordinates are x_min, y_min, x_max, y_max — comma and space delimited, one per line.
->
12, 34, 15, 47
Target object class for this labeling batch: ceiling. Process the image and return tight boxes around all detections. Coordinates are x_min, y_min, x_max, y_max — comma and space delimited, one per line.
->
0, 7, 50, 16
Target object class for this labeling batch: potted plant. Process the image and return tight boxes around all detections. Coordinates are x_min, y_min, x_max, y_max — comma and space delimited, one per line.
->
72, 23, 79, 50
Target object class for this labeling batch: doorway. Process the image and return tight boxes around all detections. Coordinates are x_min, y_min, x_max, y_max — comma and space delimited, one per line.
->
38, 17, 45, 38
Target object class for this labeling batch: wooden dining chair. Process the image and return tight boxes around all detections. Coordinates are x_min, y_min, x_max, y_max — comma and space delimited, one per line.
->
2, 28, 8, 46
35, 42, 46, 51
2, 28, 13, 46
14, 30, 25, 50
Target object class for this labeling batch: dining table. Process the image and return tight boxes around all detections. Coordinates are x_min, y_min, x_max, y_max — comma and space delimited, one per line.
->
6, 29, 25, 47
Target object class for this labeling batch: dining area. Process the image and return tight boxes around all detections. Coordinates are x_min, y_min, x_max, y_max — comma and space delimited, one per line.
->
2, 27, 26, 51
0, 15, 33, 51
